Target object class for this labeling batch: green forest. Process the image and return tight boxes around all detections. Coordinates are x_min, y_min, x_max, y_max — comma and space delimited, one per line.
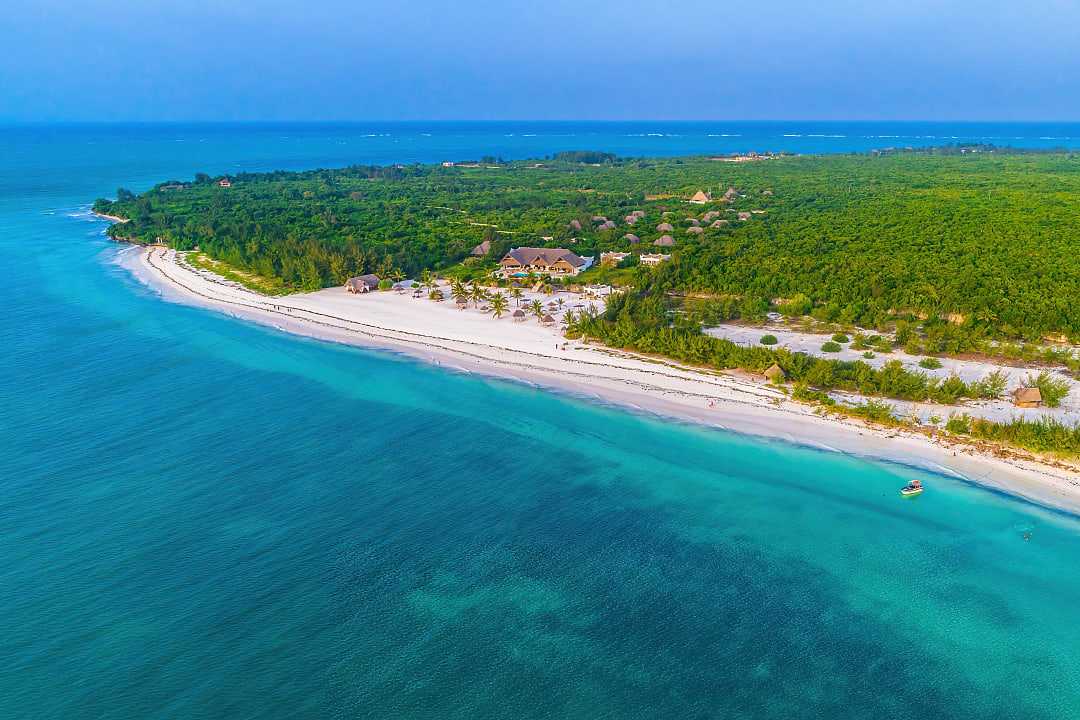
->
95, 149, 1080, 343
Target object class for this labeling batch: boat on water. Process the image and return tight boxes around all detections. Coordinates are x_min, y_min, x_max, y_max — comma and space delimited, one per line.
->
900, 479, 924, 497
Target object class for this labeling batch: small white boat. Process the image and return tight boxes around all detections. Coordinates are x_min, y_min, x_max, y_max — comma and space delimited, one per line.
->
900, 480, 924, 498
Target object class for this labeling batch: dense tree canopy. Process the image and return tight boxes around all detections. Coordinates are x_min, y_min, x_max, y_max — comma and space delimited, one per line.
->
95, 149, 1080, 341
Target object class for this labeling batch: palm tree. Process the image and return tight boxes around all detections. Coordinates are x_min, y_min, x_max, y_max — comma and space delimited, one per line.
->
528, 299, 545, 322
450, 280, 468, 305
419, 269, 433, 290
470, 283, 488, 308
510, 287, 524, 307
557, 297, 565, 312
489, 292, 508, 318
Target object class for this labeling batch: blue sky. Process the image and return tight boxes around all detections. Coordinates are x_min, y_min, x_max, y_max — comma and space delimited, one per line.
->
3, 0, 1079, 121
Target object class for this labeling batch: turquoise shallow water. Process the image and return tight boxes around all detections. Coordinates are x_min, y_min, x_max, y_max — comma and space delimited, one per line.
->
3, 123, 1080, 719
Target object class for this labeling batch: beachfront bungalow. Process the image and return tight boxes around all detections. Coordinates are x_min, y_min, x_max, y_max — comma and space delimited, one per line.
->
623, 233, 641, 244
689, 190, 712, 204
639, 253, 671, 267
764, 363, 787, 383
345, 274, 380, 294
498, 247, 589, 278
1012, 386, 1043, 408
471, 240, 491, 256
656, 222, 675, 232
654, 235, 675, 247
600, 251, 630, 267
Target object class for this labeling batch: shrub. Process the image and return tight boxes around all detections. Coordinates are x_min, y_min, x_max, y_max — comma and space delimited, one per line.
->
862, 351, 876, 359
929, 415, 942, 425
760, 334, 778, 345
946, 414, 972, 434
919, 357, 943, 369
972, 370, 1007, 399
1026, 371, 1071, 408
821, 341, 842, 353
831, 333, 850, 343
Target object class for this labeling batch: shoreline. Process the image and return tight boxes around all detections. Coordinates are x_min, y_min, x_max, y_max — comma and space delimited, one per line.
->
117, 243, 1080, 516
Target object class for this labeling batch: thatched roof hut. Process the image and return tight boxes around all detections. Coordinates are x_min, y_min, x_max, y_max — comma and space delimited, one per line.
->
598, 220, 617, 230
624, 215, 638, 224
623, 233, 641, 244
686, 226, 704, 234
513, 309, 527, 321
656, 222, 674, 232
345, 275, 380, 294
542, 314, 556, 325
591, 216, 608, 223
568, 219, 582, 231
710, 219, 729, 228
702, 210, 721, 221
655, 235, 675, 246
455, 296, 468, 307
690, 190, 712, 204
1012, 386, 1043, 408
737, 211, 752, 221
471, 240, 491, 256
764, 364, 786, 383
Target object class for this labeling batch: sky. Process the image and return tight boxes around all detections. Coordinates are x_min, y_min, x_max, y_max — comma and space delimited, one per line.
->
3, 0, 1080, 122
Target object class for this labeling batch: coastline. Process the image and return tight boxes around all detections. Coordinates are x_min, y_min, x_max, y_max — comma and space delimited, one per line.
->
118, 243, 1080, 516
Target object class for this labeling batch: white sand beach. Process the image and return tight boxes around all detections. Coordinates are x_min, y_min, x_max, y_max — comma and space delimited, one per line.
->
123, 245, 1080, 515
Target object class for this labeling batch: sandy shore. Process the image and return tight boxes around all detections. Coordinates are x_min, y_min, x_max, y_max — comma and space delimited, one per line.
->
119, 245, 1080, 515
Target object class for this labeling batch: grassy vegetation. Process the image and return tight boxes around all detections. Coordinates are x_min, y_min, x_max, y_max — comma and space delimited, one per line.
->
185, 252, 290, 295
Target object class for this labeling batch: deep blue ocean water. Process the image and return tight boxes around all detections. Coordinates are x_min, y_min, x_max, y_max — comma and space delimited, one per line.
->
3, 122, 1080, 719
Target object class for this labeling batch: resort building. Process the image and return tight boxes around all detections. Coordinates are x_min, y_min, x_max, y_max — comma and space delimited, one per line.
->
1012, 386, 1043, 408
218, 178, 232, 188
471, 240, 491, 256
639, 253, 671, 267
498, 247, 591, 278
689, 190, 712, 204
344, 275, 381, 293
654, 235, 675, 247
600, 251, 630, 267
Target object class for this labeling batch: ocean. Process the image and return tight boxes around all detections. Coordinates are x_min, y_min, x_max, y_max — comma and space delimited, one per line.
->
3, 122, 1080, 719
